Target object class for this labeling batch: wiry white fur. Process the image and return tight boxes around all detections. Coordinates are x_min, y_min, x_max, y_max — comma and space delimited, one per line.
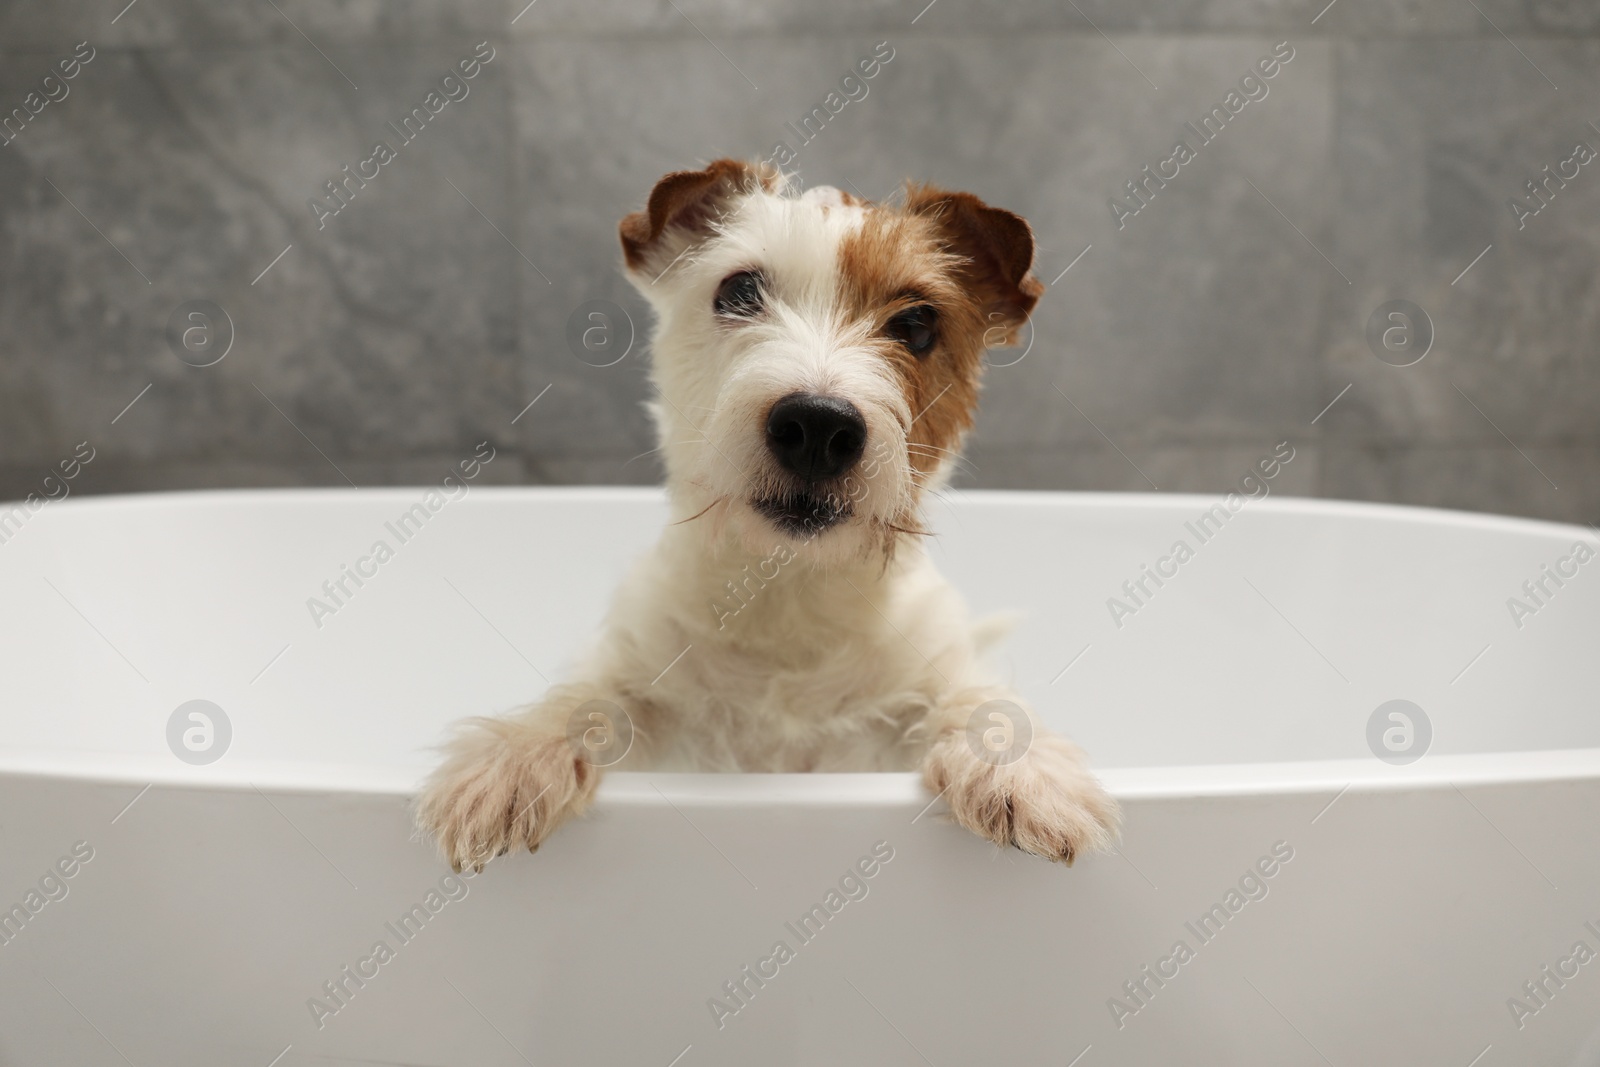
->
416, 171, 1118, 872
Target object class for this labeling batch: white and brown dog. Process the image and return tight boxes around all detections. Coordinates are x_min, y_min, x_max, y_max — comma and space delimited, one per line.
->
417, 160, 1117, 872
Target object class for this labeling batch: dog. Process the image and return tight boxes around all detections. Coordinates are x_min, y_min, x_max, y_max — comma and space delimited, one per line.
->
416, 160, 1118, 872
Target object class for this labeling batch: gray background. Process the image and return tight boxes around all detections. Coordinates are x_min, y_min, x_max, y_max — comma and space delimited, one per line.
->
2, 0, 1596, 524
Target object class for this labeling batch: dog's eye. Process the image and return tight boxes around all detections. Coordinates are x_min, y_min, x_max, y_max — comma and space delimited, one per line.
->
714, 270, 765, 318
886, 305, 938, 356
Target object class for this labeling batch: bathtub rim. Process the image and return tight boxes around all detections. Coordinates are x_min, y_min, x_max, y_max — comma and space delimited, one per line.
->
8, 483, 1600, 547
4, 747, 1600, 807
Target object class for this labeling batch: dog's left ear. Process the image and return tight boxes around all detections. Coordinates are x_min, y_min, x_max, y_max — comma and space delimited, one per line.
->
904, 185, 1044, 342
620, 159, 777, 278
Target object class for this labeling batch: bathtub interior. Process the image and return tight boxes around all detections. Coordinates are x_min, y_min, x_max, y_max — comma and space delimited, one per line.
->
1, 486, 1596, 786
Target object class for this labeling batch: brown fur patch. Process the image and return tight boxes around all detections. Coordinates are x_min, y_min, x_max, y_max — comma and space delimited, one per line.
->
619, 158, 779, 272
837, 186, 1043, 490
903, 184, 1044, 340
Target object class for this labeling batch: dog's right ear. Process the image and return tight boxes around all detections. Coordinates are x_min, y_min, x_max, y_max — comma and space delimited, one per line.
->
903, 184, 1043, 343
619, 159, 776, 279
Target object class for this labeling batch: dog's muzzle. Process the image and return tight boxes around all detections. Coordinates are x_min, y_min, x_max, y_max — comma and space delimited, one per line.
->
756, 392, 867, 535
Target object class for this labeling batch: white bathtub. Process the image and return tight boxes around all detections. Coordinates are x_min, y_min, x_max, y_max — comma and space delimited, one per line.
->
2, 486, 1598, 1066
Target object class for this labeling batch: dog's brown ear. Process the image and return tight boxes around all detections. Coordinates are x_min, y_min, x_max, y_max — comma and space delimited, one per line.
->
620, 159, 777, 276
904, 185, 1043, 341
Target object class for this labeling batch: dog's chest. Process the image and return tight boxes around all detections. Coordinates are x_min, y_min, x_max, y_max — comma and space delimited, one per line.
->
645, 616, 948, 771
627, 540, 976, 771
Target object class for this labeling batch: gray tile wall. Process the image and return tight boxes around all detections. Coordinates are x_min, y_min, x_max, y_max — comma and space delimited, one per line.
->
2, 0, 1595, 524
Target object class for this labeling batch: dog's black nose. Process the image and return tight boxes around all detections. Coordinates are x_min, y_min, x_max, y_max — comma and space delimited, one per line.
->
765, 393, 867, 482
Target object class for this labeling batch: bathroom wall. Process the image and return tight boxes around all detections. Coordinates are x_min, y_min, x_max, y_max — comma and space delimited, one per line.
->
1, 0, 1596, 524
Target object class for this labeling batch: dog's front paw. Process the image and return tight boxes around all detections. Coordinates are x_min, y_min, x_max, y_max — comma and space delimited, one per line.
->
923, 731, 1119, 864
415, 718, 597, 872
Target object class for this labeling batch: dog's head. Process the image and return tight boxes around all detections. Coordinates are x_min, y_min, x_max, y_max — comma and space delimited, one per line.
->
620, 159, 1042, 562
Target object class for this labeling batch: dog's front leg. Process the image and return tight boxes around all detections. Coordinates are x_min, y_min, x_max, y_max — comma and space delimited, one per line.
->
415, 682, 632, 872
921, 691, 1119, 864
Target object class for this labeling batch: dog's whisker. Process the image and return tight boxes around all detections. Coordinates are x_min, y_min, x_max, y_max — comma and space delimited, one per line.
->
907, 442, 973, 465
904, 458, 954, 479
670, 495, 730, 526
908, 451, 966, 467
906, 442, 969, 460
622, 445, 669, 468
906, 449, 977, 479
